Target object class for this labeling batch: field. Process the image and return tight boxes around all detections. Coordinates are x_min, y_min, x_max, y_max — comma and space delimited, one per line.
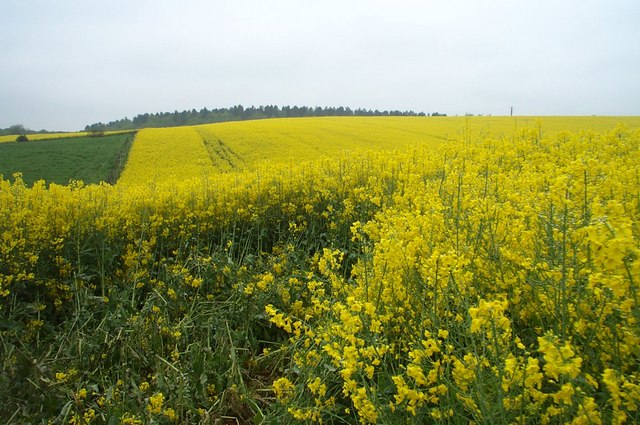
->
0, 132, 94, 143
120, 116, 640, 183
1, 117, 640, 424
0, 133, 134, 186
0, 130, 138, 144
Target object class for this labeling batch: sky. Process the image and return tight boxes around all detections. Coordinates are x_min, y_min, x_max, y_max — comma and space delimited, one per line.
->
1, 0, 639, 131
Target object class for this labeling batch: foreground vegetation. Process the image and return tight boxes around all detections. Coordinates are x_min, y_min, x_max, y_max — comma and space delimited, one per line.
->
1, 121, 639, 423
0, 133, 134, 186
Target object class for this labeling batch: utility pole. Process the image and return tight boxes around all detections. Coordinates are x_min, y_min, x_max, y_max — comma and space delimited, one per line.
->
510, 106, 513, 116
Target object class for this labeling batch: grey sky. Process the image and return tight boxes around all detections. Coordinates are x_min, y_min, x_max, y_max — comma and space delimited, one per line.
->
1, 0, 639, 131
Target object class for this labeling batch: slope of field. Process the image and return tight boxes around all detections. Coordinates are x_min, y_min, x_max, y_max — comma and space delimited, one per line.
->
119, 116, 640, 184
1, 122, 639, 423
0, 132, 90, 143
195, 117, 451, 172
118, 116, 453, 183
0, 133, 134, 185
0, 130, 136, 144
117, 126, 213, 185
438, 115, 640, 136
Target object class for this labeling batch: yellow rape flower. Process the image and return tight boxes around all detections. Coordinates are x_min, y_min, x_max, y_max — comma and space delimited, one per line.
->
147, 392, 164, 414
273, 377, 296, 402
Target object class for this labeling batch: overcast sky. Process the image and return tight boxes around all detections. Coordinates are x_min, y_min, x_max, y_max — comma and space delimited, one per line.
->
1, 0, 639, 131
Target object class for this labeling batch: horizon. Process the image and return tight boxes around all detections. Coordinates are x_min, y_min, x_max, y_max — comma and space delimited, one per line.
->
7, 107, 640, 134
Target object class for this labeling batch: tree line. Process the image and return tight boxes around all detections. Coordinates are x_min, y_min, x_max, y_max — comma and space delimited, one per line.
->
0, 124, 52, 136
84, 105, 447, 132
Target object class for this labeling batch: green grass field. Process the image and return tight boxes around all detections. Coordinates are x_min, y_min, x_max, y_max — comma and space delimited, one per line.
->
0, 133, 134, 185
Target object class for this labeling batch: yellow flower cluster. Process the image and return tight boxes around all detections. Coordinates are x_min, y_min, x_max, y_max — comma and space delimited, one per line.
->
258, 124, 640, 423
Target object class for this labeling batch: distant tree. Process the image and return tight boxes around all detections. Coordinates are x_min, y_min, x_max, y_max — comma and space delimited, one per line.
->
132, 113, 149, 127
10, 124, 28, 135
82, 105, 431, 131
86, 123, 105, 137
16, 134, 29, 142
0, 124, 30, 136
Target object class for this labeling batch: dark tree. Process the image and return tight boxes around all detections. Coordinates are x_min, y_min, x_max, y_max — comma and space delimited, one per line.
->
83, 105, 433, 131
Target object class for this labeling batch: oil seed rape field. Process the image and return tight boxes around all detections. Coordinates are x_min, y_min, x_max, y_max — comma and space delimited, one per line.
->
118, 116, 640, 182
119, 117, 456, 183
1, 117, 640, 424
0, 132, 90, 143
118, 126, 213, 185
0, 130, 135, 144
